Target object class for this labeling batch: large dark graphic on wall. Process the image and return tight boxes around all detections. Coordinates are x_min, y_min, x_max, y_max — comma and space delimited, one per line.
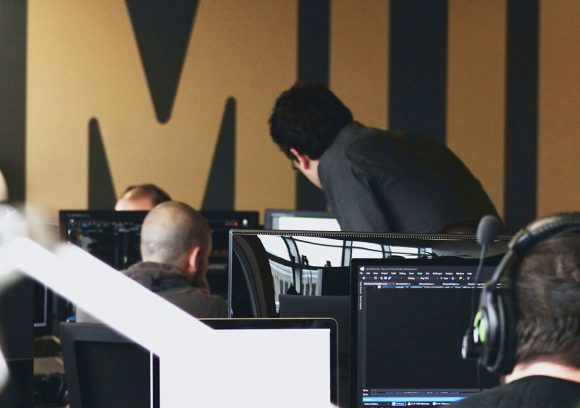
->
389, 0, 448, 145
0, 0, 543, 232
0, 1, 26, 203
296, 0, 330, 211
126, 0, 199, 124
87, 0, 237, 210
202, 98, 236, 211
88, 119, 117, 209
504, 0, 539, 232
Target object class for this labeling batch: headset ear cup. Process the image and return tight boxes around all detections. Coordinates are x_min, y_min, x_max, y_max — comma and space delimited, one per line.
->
478, 292, 500, 371
474, 251, 514, 373
493, 288, 518, 374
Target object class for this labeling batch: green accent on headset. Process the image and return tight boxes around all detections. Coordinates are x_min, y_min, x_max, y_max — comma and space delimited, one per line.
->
474, 311, 487, 343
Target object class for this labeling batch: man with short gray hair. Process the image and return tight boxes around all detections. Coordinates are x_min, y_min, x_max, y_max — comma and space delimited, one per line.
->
78, 201, 227, 321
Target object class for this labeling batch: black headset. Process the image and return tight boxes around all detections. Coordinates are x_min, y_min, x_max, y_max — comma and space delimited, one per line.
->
463, 212, 580, 374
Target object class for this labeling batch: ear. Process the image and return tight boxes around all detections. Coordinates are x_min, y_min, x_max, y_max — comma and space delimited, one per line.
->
289, 148, 311, 170
185, 246, 202, 281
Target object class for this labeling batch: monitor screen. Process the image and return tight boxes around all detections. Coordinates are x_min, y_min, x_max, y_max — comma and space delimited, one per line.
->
59, 210, 147, 270
351, 257, 501, 407
265, 209, 341, 231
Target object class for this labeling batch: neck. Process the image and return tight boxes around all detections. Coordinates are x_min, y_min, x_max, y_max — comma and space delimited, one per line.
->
505, 360, 580, 384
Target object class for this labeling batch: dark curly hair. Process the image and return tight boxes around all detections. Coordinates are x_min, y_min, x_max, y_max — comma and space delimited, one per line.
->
268, 82, 353, 159
514, 230, 580, 368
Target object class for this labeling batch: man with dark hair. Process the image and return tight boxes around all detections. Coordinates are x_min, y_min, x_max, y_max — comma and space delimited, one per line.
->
456, 228, 580, 407
78, 201, 227, 321
115, 183, 171, 211
269, 83, 500, 233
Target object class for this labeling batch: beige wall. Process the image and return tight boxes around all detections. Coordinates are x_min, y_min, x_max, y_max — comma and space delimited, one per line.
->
330, 0, 389, 130
447, 0, 506, 216
25, 1, 579, 222
27, 1, 297, 219
538, 0, 580, 215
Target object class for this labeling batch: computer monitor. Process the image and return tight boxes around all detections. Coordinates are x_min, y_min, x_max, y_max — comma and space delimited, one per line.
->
59, 210, 259, 266
56, 210, 259, 311
59, 210, 147, 270
60, 318, 338, 408
202, 210, 260, 263
54, 211, 148, 324
265, 209, 340, 231
59, 323, 156, 408
228, 230, 509, 407
33, 281, 52, 336
228, 230, 510, 318
350, 257, 501, 407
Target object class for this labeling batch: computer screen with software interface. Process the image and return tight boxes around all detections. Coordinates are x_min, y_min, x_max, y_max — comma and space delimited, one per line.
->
351, 257, 501, 407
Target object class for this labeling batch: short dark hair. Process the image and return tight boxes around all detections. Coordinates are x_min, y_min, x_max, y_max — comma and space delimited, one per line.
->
514, 231, 580, 367
123, 184, 171, 206
268, 82, 353, 159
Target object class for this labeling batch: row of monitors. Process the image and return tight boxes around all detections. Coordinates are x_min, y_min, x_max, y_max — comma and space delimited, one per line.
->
34, 209, 339, 334
58, 234, 508, 408
59, 209, 337, 269
229, 230, 510, 407
35, 210, 511, 407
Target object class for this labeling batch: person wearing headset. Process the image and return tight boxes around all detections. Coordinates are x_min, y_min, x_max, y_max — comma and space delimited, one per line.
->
457, 213, 580, 407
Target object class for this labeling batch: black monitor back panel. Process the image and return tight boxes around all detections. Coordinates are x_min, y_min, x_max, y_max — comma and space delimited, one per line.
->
60, 318, 338, 408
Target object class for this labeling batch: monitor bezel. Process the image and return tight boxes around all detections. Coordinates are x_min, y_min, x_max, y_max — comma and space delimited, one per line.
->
349, 256, 504, 408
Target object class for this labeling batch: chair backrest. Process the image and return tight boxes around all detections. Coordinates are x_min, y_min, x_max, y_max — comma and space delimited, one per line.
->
60, 323, 155, 408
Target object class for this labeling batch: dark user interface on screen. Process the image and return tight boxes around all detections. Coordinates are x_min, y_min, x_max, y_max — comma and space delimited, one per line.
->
354, 261, 500, 407
61, 211, 147, 270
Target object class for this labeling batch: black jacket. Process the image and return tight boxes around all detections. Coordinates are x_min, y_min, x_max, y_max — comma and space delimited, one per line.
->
318, 122, 500, 233
76, 261, 227, 323
123, 261, 228, 318
454, 376, 580, 408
